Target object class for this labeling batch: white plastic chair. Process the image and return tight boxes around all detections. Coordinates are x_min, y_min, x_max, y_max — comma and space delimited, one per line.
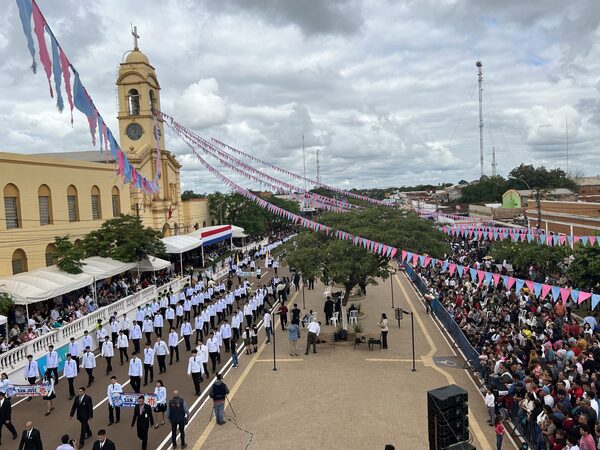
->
329, 312, 339, 327
349, 310, 358, 326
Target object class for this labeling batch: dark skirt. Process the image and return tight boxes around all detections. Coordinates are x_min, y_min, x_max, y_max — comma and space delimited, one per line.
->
43, 392, 56, 400
155, 403, 167, 412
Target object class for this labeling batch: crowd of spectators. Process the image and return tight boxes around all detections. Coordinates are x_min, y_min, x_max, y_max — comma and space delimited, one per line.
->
412, 236, 600, 450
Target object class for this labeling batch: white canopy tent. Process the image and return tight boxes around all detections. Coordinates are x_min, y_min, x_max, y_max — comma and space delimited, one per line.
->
161, 235, 203, 275
187, 225, 247, 239
134, 256, 171, 272
0, 266, 94, 305
80, 256, 137, 280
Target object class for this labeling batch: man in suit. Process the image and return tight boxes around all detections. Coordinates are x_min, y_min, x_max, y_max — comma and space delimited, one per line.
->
69, 387, 94, 448
131, 395, 153, 450
18, 421, 43, 450
91, 429, 116, 450
0, 392, 18, 444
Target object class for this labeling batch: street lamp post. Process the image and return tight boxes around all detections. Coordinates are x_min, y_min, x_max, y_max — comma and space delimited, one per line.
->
301, 275, 306, 309
390, 268, 395, 308
402, 309, 416, 372
272, 316, 277, 371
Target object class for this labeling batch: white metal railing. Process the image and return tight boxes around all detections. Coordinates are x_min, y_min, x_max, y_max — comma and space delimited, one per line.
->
0, 276, 189, 372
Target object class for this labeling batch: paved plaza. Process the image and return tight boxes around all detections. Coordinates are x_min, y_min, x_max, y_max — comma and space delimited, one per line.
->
183, 269, 519, 450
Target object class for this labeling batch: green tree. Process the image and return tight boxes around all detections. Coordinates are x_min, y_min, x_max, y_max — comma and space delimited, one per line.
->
508, 164, 578, 192
81, 215, 166, 263
181, 190, 205, 200
0, 292, 15, 316
458, 176, 508, 203
207, 192, 227, 224
568, 245, 600, 290
54, 235, 84, 274
489, 240, 569, 276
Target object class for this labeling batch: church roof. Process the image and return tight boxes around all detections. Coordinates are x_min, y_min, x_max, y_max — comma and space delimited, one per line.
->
125, 49, 149, 65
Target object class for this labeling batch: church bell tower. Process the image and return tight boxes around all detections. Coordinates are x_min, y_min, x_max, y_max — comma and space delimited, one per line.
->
115, 27, 182, 235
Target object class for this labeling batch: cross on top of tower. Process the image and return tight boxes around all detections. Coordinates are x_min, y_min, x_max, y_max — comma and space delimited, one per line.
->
131, 25, 140, 50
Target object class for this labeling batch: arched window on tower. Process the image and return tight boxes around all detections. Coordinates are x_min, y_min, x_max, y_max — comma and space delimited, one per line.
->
149, 89, 156, 112
128, 89, 140, 115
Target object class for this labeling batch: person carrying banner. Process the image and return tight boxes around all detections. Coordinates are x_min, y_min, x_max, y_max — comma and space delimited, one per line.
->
131, 395, 153, 450
63, 353, 78, 399
0, 391, 17, 444
23, 355, 38, 402
107, 376, 122, 426
82, 346, 96, 387
69, 386, 94, 449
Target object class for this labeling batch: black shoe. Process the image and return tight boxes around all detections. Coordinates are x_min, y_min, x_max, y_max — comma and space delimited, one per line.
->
108, 422, 114, 426
304, 352, 308, 355
115, 420, 120, 424
26, 397, 32, 402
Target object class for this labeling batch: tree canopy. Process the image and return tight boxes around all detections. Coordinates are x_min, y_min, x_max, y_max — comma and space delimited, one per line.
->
488, 240, 570, 279
568, 245, 600, 291
54, 235, 85, 274
80, 215, 166, 263
181, 190, 206, 200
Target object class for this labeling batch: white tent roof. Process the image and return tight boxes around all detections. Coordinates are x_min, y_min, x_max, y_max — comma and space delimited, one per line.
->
81, 256, 136, 280
161, 235, 203, 254
134, 256, 171, 272
188, 225, 247, 239
0, 266, 94, 305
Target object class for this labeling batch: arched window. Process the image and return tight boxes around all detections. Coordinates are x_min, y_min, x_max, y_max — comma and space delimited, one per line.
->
91, 185, 101, 220
67, 185, 79, 222
149, 89, 156, 111
112, 186, 121, 217
45, 243, 57, 267
12, 248, 27, 274
3, 183, 21, 229
128, 89, 140, 115
38, 184, 53, 225
162, 223, 171, 237
202, 221, 206, 228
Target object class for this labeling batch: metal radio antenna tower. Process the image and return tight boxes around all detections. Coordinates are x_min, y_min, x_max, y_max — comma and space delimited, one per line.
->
491, 146, 497, 177
316, 147, 321, 183
476, 60, 484, 177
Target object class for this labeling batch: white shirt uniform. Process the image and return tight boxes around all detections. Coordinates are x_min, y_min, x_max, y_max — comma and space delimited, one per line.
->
154, 341, 169, 356
24, 360, 38, 380
181, 323, 192, 336
187, 355, 204, 375
308, 321, 321, 336
82, 351, 96, 369
131, 324, 142, 340
155, 386, 167, 405
143, 348, 155, 365
135, 309, 145, 322
143, 319, 153, 333
197, 345, 209, 363
117, 334, 129, 349
168, 332, 179, 347
63, 359, 77, 379
101, 341, 114, 357
128, 357, 143, 376
194, 315, 204, 331
46, 351, 58, 369
121, 317, 131, 332
107, 382, 123, 406
166, 308, 175, 320
220, 324, 232, 339
82, 334, 93, 351
68, 342, 81, 358
206, 338, 219, 353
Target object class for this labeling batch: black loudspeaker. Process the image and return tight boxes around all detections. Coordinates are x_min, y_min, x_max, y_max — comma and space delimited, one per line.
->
427, 384, 470, 450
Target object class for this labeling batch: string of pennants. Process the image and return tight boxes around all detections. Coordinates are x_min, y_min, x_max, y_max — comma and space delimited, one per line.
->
15, 0, 160, 194
417, 210, 485, 222
163, 116, 399, 259
210, 138, 388, 206
158, 111, 353, 213
441, 225, 599, 248
401, 250, 600, 309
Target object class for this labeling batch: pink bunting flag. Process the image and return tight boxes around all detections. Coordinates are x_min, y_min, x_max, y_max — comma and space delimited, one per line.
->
492, 273, 500, 286
506, 277, 516, 290
423, 256, 431, 267
560, 287, 571, 304
578, 291, 592, 304
412, 253, 419, 265
477, 270, 485, 285
525, 280, 534, 292
31, 1, 53, 97
401, 250, 407, 262
541, 284, 552, 299
448, 263, 456, 276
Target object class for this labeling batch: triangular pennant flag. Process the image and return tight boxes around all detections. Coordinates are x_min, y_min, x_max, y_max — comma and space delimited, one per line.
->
592, 294, 600, 310
533, 282, 542, 298
449, 263, 456, 276
541, 284, 552, 299
423, 256, 431, 267
492, 273, 500, 286
590, 236, 597, 246
477, 270, 485, 285
525, 280, 534, 293
570, 290, 580, 303
560, 287, 571, 303
484, 272, 493, 286
401, 250, 406, 262
515, 279, 525, 293
456, 265, 464, 278
578, 291, 592, 305
418, 255, 425, 267
581, 236, 589, 246
412, 253, 419, 265
442, 261, 449, 272
551, 286, 561, 301
469, 268, 477, 282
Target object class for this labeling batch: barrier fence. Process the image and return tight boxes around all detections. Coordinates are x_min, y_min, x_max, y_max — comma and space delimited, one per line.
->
402, 262, 544, 450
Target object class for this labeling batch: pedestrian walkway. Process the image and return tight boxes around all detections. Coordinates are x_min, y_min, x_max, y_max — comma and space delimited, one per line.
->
184, 269, 518, 450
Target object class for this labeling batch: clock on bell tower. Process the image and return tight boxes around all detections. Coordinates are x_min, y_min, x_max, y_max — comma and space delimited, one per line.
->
115, 27, 182, 233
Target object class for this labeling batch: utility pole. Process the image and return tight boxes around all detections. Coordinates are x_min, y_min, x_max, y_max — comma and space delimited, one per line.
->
491, 146, 497, 177
476, 61, 484, 178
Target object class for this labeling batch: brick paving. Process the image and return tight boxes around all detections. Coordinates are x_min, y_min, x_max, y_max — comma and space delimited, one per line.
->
184, 270, 517, 450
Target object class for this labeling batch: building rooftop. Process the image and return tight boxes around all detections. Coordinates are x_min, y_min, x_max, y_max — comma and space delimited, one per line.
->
578, 176, 600, 186
515, 188, 575, 196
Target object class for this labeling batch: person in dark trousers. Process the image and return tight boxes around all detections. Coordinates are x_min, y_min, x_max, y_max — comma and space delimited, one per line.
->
324, 296, 335, 325
291, 304, 301, 325
208, 373, 230, 425
92, 429, 116, 450
131, 395, 154, 450
167, 390, 189, 449
278, 303, 288, 330
0, 392, 17, 444
69, 387, 94, 449
18, 421, 43, 450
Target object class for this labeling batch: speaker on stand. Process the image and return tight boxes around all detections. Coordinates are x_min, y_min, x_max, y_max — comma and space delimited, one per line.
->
427, 384, 471, 450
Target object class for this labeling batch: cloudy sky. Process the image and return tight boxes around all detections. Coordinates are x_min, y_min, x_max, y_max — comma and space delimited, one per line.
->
2, 0, 600, 193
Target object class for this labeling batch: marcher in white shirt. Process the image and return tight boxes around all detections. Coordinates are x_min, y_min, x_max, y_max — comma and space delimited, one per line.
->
143, 343, 155, 386
130, 322, 142, 354
107, 376, 123, 425
196, 341, 209, 376
81, 330, 93, 353
63, 353, 78, 399
117, 330, 129, 366
305, 318, 321, 355
128, 353, 143, 393
194, 314, 204, 344
101, 336, 114, 374
154, 380, 167, 427
121, 314, 131, 337
168, 329, 180, 365
263, 311, 273, 344
187, 349, 205, 396
23, 355, 39, 400
206, 332, 219, 374
45, 345, 59, 384
154, 313, 164, 338
181, 320, 193, 351
68, 338, 81, 372
220, 320, 233, 353
82, 346, 96, 387
154, 337, 169, 374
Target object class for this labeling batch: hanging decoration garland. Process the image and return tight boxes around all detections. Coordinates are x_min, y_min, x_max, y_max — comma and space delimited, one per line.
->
15, 0, 159, 194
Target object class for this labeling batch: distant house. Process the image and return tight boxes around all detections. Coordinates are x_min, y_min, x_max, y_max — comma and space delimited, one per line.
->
578, 176, 600, 202
502, 189, 521, 209
509, 188, 577, 207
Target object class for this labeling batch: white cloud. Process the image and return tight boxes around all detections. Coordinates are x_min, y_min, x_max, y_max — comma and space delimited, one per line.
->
173, 79, 228, 129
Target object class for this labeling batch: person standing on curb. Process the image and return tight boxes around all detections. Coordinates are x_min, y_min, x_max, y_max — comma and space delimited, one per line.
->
494, 417, 505, 450
208, 373, 229, 426
167, 390, 189, 449
288, 321, 300, 357
305, 318, 320, 355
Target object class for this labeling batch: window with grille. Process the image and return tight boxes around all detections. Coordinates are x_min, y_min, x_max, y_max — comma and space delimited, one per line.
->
45, 250, 55, 267
4, 197, 18, 229
91, 194, 101, 220
12, 258, 24, 274
39, 196, 50, 225
112, 195, 121, 217
68, 195, 78, 222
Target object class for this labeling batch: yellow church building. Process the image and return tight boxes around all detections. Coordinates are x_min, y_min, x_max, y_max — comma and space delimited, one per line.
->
0, 43, 212, 277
